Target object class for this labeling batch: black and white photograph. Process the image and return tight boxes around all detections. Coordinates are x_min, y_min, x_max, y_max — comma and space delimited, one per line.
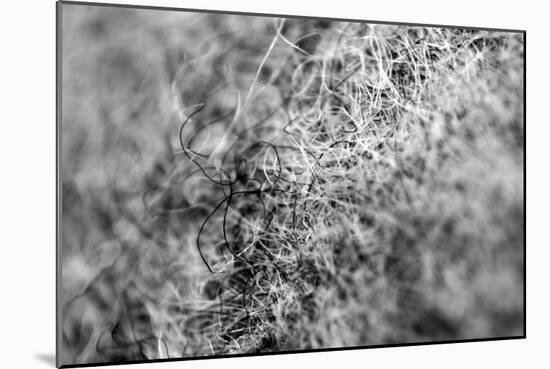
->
57, 1, 524, 367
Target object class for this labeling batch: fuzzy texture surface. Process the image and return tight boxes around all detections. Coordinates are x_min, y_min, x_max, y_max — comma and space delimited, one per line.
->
60, 4, 524, 365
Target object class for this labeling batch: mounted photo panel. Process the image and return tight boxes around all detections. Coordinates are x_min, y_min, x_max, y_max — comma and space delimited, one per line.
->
57, 1, 525, 367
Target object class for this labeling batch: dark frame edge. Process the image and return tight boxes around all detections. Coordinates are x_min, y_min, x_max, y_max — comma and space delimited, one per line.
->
57, 0, 525, 33
522, 30, 527, 339
58, 336, 525, 368
56, 1, 63, 368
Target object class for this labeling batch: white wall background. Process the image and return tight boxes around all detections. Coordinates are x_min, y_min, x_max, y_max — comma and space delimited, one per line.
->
0, 0, 544, 368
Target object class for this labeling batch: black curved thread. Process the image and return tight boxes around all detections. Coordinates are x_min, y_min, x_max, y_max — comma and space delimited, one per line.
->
176, 101, 355, 312
178, 100, 292, 276
175, 87, 313, 330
